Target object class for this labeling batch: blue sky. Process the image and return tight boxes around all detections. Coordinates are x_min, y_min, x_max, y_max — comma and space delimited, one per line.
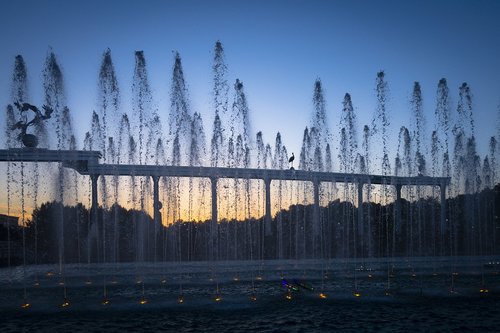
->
1, 0, 499, 170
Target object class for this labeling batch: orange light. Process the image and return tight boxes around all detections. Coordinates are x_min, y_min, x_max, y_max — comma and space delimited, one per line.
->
285, 292, 292, 300
102, 299, 110, 305
353, 292, 361, 297
139, 298, 148, 305
250, 294, 257, 302
215, 295, 222, 302
21, 302, 31, 309
46, 271, 54, 277
319, 292, 327, 299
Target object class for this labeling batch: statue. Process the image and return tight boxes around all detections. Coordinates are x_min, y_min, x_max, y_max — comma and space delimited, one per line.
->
11, 102, 53, 148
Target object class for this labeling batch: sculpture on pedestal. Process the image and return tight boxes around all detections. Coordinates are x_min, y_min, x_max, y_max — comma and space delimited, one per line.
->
11, 102, 53, 148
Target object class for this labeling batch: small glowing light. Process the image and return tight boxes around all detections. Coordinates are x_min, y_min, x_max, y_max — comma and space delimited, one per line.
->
46, 271, 54, 277
102, 299, 110, 305
432, 273, 438, 277
233, 277, 239, 282
285, 292, 292, 300
177, 295, 184, 303
368, 274, 373, 279
250, 294, 257, 302
479, 288, 489, 293
385, 290, 392, 296
319, 292, 327, 299
452, 272, 459, 276
111, 280, 118, 285
161, 279, 167, 284
411, 273, 417, 278
58, 281, 65, 286
61, 298, 70, 308
33, 281, 40, 287
139, 298, 148, 305
214, 295, 222, 302
256, 276, 263, 281
21, 302, 31, 309
136, 280, 143, 284
85, 280, 92, 285
353, 292, 361, 297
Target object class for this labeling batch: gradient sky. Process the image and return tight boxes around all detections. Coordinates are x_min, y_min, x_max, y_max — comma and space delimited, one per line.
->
1, 0, 500, 168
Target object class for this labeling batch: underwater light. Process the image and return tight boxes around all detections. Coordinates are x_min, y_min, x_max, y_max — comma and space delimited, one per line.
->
233, 276, 239, 282
139, 298, 148, 305
479, 288, 489, 293
46, 271, 54, 277
256, 276, 263, 281
161, 279, 167, 284
33, 281, 40, 286
285, 292, 293, 300
368, 274, 373, 279
214, 295, 222, 302
21, 302, 31, 309
319, 292, 327, 299
102, 299, 110, 305
177, 295, 184, 303
250, 294, 257, 302
85, 280, 92, 285
61, 298, 70, 307
353, 291, 361, 297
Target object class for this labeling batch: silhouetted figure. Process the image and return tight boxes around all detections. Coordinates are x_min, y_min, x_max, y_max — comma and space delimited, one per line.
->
289, 152, 295, 169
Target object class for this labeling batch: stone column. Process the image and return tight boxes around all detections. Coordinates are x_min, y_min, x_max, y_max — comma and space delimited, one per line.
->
152, 176, 161, 226
395, 184, 402, 232
210, 177, 218, 261
357, 181, 364, 241
90, 174, 99, 226
264, 178, 272, 236
440, 181, 446, 237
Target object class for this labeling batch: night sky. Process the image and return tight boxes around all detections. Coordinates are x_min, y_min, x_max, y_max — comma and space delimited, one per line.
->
1, 0, 499, 165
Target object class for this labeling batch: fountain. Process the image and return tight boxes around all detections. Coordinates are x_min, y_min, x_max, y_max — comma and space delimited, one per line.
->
0, 42, 498, 319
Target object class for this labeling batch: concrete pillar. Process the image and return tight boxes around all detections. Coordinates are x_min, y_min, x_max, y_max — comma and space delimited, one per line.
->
90, 174, 99, 226
440, 181, 446, 235
210, 177, 218, 261
264, 178, 272, 236
152, 176, 161, 225
357, 181, 364, 237
395, 184, 402, 232
312, 178, 320, 237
